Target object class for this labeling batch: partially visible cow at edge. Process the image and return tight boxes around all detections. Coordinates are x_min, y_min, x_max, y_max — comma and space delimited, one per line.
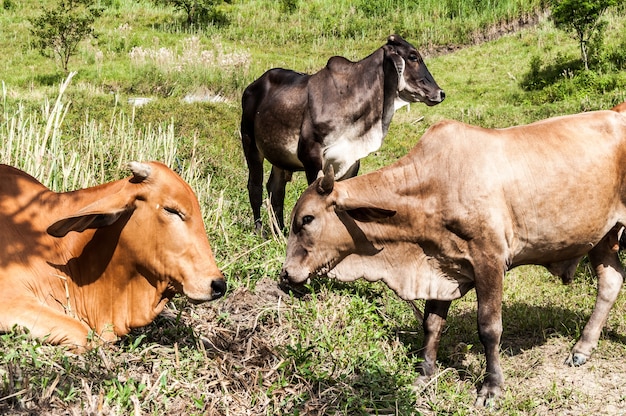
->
0, 161, 226, 350
280, 108, 626, 406
612, 101, 626, 113
241, 34, 445, 232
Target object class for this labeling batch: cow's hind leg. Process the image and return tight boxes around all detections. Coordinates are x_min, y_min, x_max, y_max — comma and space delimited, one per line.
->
241, 130, 264, 233
2, 301, 92, 351
267, 166, 292, 232
568, 226, 624, 366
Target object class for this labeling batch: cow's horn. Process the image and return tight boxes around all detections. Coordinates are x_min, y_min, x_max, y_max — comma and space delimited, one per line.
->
128, 161, 152, 181
317, 165, 335, 195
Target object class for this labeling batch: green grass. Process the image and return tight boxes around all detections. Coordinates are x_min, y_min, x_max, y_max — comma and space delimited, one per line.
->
2, 0, 626, 414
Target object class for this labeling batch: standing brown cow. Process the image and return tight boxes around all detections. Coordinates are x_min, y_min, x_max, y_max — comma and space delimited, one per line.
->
281, 108, 626, 406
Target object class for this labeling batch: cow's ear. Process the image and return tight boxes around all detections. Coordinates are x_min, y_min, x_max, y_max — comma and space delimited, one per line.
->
388, 53, 406, 91
344, 207, 396, 223
336, 195, 396, 222
317, 165, 335, 195
47, 193, 134, 237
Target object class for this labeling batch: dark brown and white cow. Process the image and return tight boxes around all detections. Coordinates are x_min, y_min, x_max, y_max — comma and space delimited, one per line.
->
280, 109, 626, 406
241, 34, 445, 232
0, 161, 226, 350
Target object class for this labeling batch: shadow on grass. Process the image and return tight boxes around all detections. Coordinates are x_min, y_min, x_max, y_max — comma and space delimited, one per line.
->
287, 274, 626, 351
392, 299, 626, 389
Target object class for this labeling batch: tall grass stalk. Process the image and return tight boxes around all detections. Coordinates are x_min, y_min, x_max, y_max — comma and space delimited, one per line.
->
0, 74, 208, 208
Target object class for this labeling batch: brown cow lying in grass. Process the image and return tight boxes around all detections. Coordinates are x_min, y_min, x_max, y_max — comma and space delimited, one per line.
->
281, 106, 626, 406
0, 161, 226, 351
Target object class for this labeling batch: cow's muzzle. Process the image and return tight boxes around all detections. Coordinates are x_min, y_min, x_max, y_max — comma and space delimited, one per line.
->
401, 88, 445, 106
278, 269, 310, 297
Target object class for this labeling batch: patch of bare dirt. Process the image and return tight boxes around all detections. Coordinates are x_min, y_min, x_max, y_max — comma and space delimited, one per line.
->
177, 277, 305, 414
507, 340, 626, 415
426, 9, 550, 57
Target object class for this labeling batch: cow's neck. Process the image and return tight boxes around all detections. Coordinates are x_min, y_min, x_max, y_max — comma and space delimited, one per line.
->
339, 158, 438, 252
322, 49, 400, 179
335, 163, 474, 301
43, 182, 169, 341
51, 231, 169, 342
340, 47, 398, 135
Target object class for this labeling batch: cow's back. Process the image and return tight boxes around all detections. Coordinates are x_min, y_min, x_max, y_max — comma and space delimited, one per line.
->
0, 165, 58, 264
0, 164, 46, 198
411, 110, 626, 263
0, 165, 51, 229
241, 68, 310, 170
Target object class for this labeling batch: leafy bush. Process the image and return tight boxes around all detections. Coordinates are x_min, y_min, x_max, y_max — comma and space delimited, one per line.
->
29, 0, 103, 72
550, 0, 618, 70
279, 0, 299, 14
520, 52, 582, 91
2, 0, 15, 11
525, 68, 625, 105
153, 0, 230, 26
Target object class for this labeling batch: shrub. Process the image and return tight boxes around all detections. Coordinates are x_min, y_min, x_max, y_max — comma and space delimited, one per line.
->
29, 0, 103, 72
550, 0, 618, 70
2, 0, 15, 11
153, 0, 230, 26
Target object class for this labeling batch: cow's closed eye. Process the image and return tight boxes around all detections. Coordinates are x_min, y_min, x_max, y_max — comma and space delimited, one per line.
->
164, 206, 185, 220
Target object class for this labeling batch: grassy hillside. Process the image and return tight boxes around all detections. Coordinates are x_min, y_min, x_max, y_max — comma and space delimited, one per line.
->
2, 0, 626, 414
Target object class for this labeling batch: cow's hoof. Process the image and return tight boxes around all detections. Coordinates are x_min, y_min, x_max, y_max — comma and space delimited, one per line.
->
565, 352, 587, 367
475, 394, 497, 408
475, 385, 501, 408
410, 375, 432, 393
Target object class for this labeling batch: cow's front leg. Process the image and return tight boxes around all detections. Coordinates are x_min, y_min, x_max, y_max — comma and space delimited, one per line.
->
474, 268, 504, 407
297, 128, 323, 184
267, 166, 292, 232
417, 299, 451, 380
568, 230, 624, 366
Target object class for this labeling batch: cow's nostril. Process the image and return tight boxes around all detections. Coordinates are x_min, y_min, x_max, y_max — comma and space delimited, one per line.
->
279, 269, 293, 285
439, 90, 446, 101
211, 279, 227, 299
